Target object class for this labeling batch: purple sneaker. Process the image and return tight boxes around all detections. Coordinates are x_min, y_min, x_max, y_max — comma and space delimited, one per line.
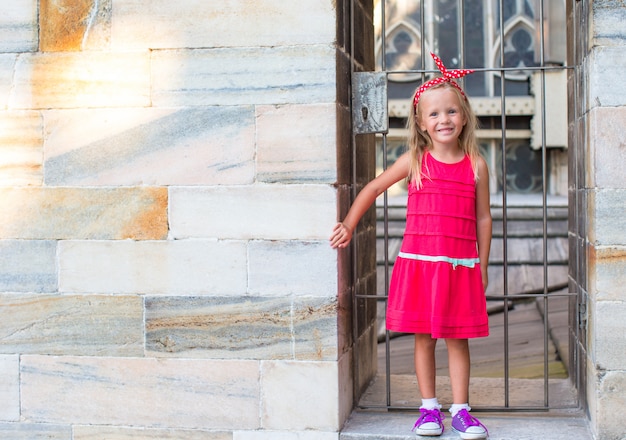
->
451, 409, 488, 439
412, 407, 445, 436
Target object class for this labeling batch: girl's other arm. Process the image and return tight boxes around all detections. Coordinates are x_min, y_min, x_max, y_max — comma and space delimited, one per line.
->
330, 153, 410, 249
475, 156, 492, 292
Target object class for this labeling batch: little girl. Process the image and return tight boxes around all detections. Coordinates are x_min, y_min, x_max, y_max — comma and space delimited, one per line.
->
330, 53, 492, 439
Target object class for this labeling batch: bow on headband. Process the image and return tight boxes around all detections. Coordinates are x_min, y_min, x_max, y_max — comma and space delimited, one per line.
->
413, 52, 474, 108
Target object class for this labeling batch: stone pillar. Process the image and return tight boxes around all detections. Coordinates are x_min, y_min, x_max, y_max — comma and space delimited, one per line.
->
0, 0, 373, 437
569, 1, 626, 439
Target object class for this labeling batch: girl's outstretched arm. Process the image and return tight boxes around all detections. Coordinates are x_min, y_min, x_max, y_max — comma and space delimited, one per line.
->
475, 156, 492, 292
330, 153, 410, 249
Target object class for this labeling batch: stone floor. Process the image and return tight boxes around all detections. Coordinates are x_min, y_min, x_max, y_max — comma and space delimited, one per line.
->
340, 409, 592, 439
340, 295, 594, 439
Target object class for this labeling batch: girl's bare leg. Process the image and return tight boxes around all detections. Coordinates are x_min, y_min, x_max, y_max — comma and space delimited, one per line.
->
414, 333, 438, 398
445, 338, 470, 403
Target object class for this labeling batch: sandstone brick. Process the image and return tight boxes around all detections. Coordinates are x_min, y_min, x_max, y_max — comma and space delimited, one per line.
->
111, 0, 335, 50
248, 240, 337, 297
261, 361, 339, 431
0, 294, 143, 356
40, 0, 111, 51
0, 1, 38, 52
0, 187, 167, 240
44, 107, 255, 186
9, 52, 150, 109
151, 46, 336, 107
169, 185, 336, 240
256, 104, 337, 184
0, 355, 19, 421
21, 356, 260, 430
59, 240, 247, 295
0, 111, 43, 185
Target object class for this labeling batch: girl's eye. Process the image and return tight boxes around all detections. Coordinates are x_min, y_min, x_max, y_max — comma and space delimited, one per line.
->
429, 112, 438, 117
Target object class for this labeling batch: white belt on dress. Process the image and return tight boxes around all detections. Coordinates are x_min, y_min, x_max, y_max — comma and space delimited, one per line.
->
397, 251, 480, 269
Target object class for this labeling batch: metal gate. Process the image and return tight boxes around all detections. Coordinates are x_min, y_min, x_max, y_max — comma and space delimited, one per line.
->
350, 0, 583, 412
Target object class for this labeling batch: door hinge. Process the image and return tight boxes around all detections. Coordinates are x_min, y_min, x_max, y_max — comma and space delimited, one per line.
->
352, 72, 388, 134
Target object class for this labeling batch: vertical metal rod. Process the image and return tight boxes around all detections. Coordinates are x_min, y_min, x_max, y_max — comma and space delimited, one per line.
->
349, 0, 360, 407
537, 0, 550, 408
497, 0, 510, 408
383, 135, 392, 408
421, 0, 427, 67
459, 0, 465, 68
379, 0, 392, 409
572, 0, 582, 409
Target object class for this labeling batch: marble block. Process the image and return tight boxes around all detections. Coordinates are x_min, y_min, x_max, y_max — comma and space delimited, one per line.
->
21, 356, 260, 430
10, 52, 150, 109
0, 55, 17, 108
73, 426, 230, 440
169, 185, 336, 240
0, 1, 38, 52
0, 111, 43, 185
58, 240, 247, 295
0, 355, 19, 421
256, 104, 337, 184
44, 106, 255, 186
261, 360, 339, 431
145, 296, 338, 361
0, 423, 71, 440
151, 46, 335, 107
40, 0, 111, 51
111, 0, 335, 49
0, 240, 56, 293
0, 187, 168, 240
248, 240, 337, 297
0, 294, 143, 356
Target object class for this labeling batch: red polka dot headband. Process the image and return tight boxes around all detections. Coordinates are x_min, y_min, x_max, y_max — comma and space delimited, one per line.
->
413, 52, 474, 108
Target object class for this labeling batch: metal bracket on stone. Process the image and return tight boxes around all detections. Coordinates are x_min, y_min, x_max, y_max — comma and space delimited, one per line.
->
578, 301, 587, 330
352, 72, 388, 134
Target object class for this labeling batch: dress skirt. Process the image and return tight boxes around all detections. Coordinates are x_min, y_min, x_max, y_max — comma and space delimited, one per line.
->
385, 152, 489, 339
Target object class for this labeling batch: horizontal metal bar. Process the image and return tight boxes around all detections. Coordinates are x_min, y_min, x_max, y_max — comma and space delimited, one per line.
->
356, 404, 579, 412
386, 65, 576, 76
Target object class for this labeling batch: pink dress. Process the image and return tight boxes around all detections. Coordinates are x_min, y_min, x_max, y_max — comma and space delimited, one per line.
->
386, 152, 489, 338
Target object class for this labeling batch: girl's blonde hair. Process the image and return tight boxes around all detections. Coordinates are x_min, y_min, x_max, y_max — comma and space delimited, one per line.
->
406, 82, 481, 188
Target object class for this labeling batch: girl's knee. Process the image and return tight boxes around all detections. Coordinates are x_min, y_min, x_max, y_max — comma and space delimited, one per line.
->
445, 338, 469, 351
415, 333, 437, 349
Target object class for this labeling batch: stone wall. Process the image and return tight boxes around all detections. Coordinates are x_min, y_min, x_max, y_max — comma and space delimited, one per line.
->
0, 0, 375, 438
569, 1, 626, 439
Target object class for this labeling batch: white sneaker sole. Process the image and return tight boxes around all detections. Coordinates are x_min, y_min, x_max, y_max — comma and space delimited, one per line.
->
414, 427, 444, 436
452, 427, 487, 439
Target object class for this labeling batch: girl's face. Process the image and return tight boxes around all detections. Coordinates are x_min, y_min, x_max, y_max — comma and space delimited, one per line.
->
417, 87, 467, 148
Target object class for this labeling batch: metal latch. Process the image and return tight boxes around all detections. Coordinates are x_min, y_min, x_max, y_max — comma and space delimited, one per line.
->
578, 301, 587, 330
352, 72, 388, 134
